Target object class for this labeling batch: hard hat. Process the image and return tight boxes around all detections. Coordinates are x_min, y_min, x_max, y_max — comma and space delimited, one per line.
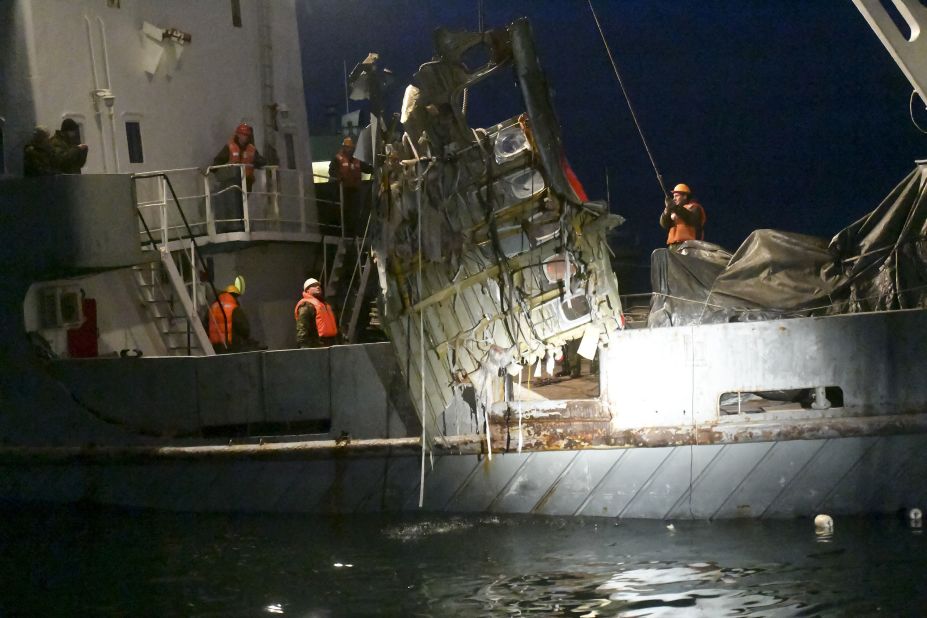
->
342, 136, 354, 148
303, 277, 320, 290
235, 123, 252, 138
672, 183, 691, 195
225, 284, 240, 294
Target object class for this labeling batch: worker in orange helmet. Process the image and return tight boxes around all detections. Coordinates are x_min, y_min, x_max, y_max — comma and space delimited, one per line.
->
659, 183, 706, 248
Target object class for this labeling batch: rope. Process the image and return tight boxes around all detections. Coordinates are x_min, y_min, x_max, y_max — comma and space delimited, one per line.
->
587, 0, 668, 196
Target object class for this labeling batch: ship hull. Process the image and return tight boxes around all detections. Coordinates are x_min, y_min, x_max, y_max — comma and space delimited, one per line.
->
2, 434, 925, 519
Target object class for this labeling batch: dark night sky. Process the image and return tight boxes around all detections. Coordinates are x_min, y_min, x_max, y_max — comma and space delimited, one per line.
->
297, 1, 926, 289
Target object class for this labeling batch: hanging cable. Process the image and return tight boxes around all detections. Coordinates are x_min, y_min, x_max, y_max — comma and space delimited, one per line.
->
417, 183, 428, 509
587, 0, 668, 196
910, 90, 927, 134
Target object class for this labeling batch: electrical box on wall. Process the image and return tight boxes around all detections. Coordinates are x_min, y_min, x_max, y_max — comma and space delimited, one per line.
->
38, 286, 83, 329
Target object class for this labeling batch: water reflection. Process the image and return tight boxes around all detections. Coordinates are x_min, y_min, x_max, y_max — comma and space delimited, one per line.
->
0, 509, 924, 616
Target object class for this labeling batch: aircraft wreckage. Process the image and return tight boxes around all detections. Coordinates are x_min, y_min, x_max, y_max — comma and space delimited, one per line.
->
365, 19, 625, 448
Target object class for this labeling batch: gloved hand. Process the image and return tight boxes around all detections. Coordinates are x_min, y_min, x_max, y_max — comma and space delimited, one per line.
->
664, 195, 673, 209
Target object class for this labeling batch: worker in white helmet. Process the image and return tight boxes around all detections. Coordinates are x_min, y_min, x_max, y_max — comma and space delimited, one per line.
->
294, 278, 339, 348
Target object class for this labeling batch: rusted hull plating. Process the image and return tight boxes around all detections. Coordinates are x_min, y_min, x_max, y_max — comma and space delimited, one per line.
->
3, 431, 927, 519
488, 406, 927, 452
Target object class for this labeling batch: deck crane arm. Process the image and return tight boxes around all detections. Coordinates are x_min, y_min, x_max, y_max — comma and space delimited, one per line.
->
853, 0, 927, 108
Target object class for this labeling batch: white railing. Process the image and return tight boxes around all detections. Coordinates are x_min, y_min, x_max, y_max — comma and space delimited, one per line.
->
134, 165, 344, 246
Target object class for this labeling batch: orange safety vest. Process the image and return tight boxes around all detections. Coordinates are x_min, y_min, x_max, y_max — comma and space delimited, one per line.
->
294, 294, 338, 338
666, 201, 706, 245
208, 292, 238, 346
228, 140, 256, 183
334, 151, 363, 188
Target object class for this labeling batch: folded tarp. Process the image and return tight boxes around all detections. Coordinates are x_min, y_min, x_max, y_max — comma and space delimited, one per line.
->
649, 164, 927, 326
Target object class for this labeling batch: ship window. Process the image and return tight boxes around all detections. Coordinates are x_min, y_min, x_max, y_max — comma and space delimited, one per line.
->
719, 387, 844, 416
284, 133, 296, 170
62, 119, 83, 144
39, 287, 83, 329
125, 121, 144, 163
231, 0, 242, 27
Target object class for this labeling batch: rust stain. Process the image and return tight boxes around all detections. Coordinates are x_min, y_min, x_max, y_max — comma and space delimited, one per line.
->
487, 410, 927, 453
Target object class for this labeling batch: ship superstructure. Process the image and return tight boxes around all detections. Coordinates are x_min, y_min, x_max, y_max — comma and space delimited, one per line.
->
0, 0, 354, 358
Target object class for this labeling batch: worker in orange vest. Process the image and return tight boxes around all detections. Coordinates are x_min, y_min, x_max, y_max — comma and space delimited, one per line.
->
294, 278, 339, 348
660, 183, 706, 247
328, 136, 373, 237
211, 123, 267, 232
214, 123, 267, 190
208, 279, 252, 353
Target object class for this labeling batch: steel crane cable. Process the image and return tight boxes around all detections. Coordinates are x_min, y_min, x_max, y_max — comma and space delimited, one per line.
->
587, 0, 668, 196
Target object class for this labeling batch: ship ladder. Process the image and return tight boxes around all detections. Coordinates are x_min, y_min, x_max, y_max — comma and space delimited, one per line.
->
132, 248, 215, 356
343, 252, 376, 343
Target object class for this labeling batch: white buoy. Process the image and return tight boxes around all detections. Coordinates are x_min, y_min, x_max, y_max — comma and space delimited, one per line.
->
909, 508, 923, 528
814, 513, 834, 535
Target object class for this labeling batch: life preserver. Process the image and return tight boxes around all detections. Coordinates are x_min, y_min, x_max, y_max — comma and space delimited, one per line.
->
228, 140, 256, 182
294, 294, 338, 338
334, 152, 362, 188
666, 201, 706, 244
208, 292, 238, 345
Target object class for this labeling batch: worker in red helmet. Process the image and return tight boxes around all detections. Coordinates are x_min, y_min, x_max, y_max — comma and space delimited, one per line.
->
214, 123, 267, 191
659, 182, 706, 247
211, 122, 268, 233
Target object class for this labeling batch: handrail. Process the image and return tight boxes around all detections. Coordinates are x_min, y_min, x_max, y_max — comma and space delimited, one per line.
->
133, 172, 228, 353
337, 207, 377, 340
134, 164, 344, 236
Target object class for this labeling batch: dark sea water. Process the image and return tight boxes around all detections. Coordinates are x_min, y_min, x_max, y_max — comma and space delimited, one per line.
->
0, 507, 925, 616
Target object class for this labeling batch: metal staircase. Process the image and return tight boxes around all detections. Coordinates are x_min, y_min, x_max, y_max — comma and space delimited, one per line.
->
330, 236, 379, 344
325, 238, 349, 294
133, 247, 214, 356
133, 171, 222, 356
343, 252, 376, 343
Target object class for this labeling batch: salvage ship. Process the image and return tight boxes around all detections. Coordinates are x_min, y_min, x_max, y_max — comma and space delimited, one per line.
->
0, 0, 925, 519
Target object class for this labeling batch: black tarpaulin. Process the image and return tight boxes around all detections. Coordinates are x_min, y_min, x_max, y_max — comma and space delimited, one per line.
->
648, 164, 927, 326
647, 241, 731, 327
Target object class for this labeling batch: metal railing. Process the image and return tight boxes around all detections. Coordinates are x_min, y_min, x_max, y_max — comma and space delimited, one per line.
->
134, 165, 345, 246
133, 172, 224, 355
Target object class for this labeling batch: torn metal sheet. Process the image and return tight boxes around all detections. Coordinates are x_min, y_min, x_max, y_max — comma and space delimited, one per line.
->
370, 19, 624, 444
